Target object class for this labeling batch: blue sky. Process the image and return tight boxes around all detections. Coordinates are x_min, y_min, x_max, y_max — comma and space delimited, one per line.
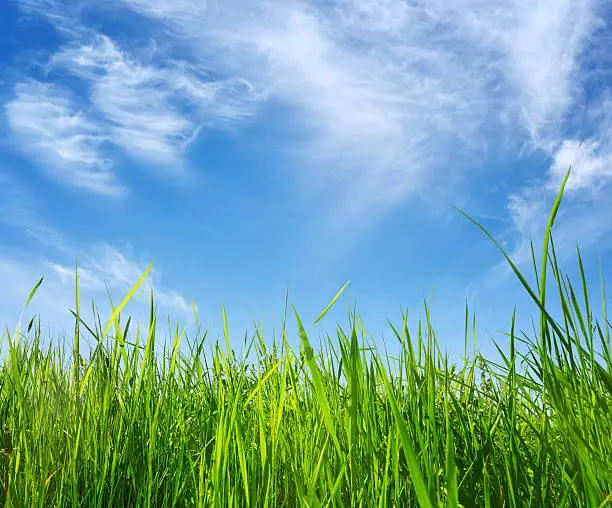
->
1, 0, 611, 358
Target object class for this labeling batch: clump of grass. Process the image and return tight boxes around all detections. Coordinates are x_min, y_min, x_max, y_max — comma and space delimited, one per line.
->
0, 171, 611, 507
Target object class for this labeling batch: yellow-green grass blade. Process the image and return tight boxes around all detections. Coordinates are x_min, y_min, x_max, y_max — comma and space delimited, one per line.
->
313, 280, 350, 325
293, 306, 342, 457
101, 261, 154, 338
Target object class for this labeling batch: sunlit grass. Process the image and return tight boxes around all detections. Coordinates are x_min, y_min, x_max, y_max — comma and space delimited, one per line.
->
0, 171, 611, 507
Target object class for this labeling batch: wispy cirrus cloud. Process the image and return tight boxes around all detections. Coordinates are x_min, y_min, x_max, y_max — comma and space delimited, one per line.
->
548, 138, 612, 193
5, 80, 123, 196
118, 0, 492, 212
424, 0, 601, 150
50, 33, 262, 168
49, 242, 190, 314
0, 242, 192, 333
0, 249, 191, 337
114, 0, 607, 218
502, 90, 612, 270
10, 0, 611, 229
53, 35, 199, 168
6, 3, 263, 195
486, 142, 612, 292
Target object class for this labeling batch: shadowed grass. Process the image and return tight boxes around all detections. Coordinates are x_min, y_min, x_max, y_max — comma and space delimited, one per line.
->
0, 172, 611, 507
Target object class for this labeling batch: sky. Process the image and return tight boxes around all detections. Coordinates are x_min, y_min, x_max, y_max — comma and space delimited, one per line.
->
1, 0, 612, 359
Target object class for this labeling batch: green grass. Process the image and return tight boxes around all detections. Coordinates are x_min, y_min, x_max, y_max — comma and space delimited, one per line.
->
0, 172, 611, 507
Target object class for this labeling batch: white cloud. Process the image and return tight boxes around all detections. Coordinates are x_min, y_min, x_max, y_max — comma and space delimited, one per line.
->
7, 3, 263, 194
51, 34, 262, 166
11, 0, 611, 229
0, 254, 78, 334
50, 262, 104, 290
415, 0, 611, 289
114, 0, 604, 217
500, 173, 612, 278
5, 80, 123, 196
85, 243, 153, 291
505, 188, 549, 267
498, 96, 612, 276
334, 0, 411, 33
48, 242, 190, 314
155, 289, 191, 313
113, 0, 492, 217
429, 0, 599, 150
548, 139, 612, 192
52, 35, 201, 167
13, 0, 605, 211
505, 0, 596, 149
466, 182, 612, 305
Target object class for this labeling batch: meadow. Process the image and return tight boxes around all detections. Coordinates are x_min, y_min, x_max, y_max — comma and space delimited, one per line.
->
0, 172, 611, 507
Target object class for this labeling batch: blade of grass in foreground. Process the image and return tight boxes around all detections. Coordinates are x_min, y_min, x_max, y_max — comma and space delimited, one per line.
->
375, 352, 433, 508
25, 276, 44, 307
453, 168, 572, 349
293, 307, 342, 457
102, 261, 154, 338
79, 262, 154, 397
73, 262, 81, 396
313, 280, 351, 325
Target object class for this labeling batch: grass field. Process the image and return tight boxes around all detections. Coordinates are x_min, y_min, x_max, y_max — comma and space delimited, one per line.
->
0, 173, 611, 507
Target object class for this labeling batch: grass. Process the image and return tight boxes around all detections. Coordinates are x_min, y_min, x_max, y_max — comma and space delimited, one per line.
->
0, 171, 611, 507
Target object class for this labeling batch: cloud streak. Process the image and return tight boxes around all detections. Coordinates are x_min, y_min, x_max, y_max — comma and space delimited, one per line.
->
49, 242, 190, 314
548, 138, 612, 192
426, 0, 600, 150
114, 0, 605, 216
9, 0, 611, 229
118, 0, 491, 209
5, 80, 123, 196
502, 88, 612, 273
51, 34, 262, 168
53, 35, 198, 167
5, 4, 263, 194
